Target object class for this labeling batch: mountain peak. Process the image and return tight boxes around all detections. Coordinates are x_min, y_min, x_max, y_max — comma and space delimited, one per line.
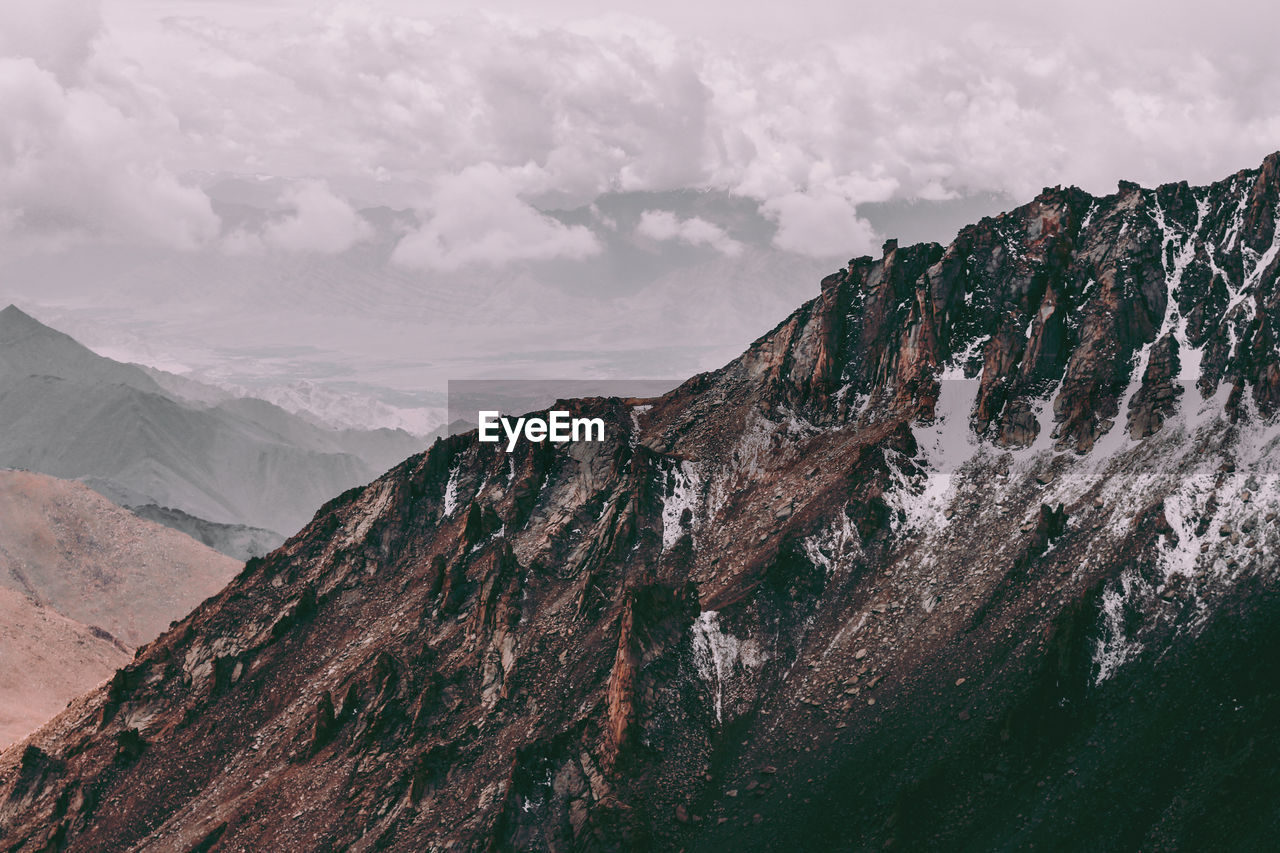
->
0, 304, 120, 371
0, 309, 424, 536
0, 306, 97, 363
0, 305, 49, 338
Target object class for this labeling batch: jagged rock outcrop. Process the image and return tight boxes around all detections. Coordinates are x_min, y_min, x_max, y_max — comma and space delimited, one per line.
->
2, 156, 1280, 851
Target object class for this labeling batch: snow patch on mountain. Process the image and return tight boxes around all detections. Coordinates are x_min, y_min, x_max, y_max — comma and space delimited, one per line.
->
691, 611, 766, 725
1093, 566, 1148, 684
443, 461, 462, 518
661, 461, 703, 551
802, 511, 863, 580
887, 377, 981, 534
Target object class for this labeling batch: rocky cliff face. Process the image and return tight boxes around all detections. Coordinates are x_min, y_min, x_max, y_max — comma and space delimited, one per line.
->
2, 156, 1279, 852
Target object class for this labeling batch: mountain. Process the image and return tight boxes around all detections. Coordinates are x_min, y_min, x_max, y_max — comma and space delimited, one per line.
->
0, 588, 129, 751
0, 306, 424, 540
0, 470, 239, 648
2, 155, 1280, 851
127, 505, 283, 563
0, 469, 239, 749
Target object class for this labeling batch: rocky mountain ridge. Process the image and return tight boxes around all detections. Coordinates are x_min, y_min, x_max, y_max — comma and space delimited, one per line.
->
1, 155, 1278, 851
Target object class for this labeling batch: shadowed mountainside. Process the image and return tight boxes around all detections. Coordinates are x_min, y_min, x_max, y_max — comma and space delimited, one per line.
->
127, 505, 283, 563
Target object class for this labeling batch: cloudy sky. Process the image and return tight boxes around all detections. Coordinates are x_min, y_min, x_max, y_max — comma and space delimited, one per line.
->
2, 0, 1278, 432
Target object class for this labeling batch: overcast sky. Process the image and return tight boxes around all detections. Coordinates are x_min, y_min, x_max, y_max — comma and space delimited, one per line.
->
2, 0, 1278, 432
6, 0, 1279, 256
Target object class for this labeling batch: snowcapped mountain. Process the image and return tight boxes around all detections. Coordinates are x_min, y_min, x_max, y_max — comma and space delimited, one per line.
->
1, 155, 1278, 851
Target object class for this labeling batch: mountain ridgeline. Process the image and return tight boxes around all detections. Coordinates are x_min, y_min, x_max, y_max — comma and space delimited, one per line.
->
2, 156, 1280, 851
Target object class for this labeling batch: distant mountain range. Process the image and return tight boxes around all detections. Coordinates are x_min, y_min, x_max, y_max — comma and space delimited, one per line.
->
0, 469, 238, 748
126, 504, 283, 564
0, 305, 425, 547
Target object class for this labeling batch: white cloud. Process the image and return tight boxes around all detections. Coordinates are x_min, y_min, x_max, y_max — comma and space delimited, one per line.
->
178, 12, 1280, 206
0, 2, 217, 251
6, 4, 1280, 259
0, 0, 102, 81
761, 190, 879, 258
391, 163, 600, 270
0, 55, 218, 250
262, 180, 372, 254
636, 210, 743, 256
